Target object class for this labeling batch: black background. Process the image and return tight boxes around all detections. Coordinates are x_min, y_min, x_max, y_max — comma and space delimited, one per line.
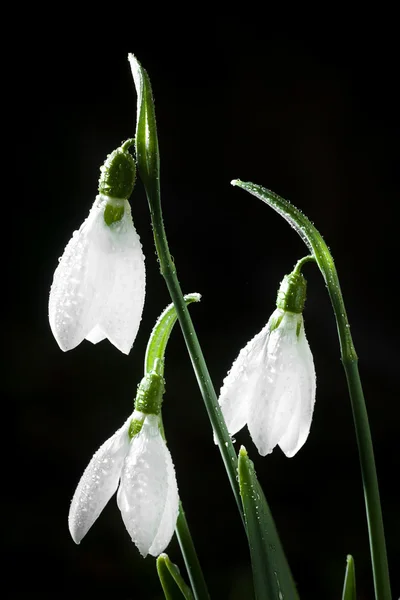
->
8, 9, 399, 600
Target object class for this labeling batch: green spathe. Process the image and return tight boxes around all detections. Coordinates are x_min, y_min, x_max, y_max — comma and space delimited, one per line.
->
98, 139, 136, 217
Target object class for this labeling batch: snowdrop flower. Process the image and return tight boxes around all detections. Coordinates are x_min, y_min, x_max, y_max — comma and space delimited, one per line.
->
68, 372, 179, 557
218, 271, 316, 457
49, 140, 145, 354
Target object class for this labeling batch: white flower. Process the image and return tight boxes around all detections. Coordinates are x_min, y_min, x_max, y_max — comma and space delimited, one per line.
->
68, 412, 179, 557
218, 308, 316, 457
49, 194, 145, 354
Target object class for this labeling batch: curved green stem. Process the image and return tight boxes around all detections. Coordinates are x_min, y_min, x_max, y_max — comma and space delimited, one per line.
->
232, 180, 391, 600
145, 293, 201, 375
292, 255, 315, 275
144, 297, 209, 600
129, 54, 244, 525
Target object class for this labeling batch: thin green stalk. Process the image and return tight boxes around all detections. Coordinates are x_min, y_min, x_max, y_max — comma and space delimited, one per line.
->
158, 412, 209, 599
145, 298, 209, 600
175, 503, 211, 600
232, 180, 392, 600
130, 54, 244, 524
149, 198, 242, 519
292, 255, 315, 275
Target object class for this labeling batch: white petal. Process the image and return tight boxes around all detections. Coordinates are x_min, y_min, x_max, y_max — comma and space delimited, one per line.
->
49, 197, 113, 351
247, 311, 302, 456
117, 415, 179, 557
85, 324, 106, 344
68, 416, 131, 544
91, 200, 146, 355
218, 322, 271, 437
49, 196, 145, 354
278, 321, 316, 457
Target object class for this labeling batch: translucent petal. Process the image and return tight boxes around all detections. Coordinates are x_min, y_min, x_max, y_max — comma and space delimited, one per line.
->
68, 416, 131, 544
148, 439, 179, 557
218, 322, 271, 437
278, 322, 316, 457
274, 382, 303, 456
49, 197, 112, 351
92, 200, 146, 355
117, 415, 179, 557
248, 312, 301, 456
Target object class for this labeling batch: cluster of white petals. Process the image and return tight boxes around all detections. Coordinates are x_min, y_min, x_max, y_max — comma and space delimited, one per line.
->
68, 413, 179, 557
49, 195, 145, 355
218, 308, 316, 457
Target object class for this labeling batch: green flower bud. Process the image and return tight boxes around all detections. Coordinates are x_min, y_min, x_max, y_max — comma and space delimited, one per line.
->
134, 370, 165, 416
98, 139, 136, 203
276, 272, 307, 314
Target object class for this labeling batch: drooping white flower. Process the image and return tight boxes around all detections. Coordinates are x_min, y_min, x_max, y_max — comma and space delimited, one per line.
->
68, 412, 179, 557
49, 194, 145, 354
218, 304, 316, 458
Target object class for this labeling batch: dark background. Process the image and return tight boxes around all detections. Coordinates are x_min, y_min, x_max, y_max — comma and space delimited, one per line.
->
8, 10, 399, 600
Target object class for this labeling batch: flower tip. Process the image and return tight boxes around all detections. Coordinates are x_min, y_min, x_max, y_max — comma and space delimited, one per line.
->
71, 536, 81, 546
137, 545, 149, 559
230, 179, 239, 187
238, 445, 248, 457
68, 518, 83, 545
113, 341, 131, 356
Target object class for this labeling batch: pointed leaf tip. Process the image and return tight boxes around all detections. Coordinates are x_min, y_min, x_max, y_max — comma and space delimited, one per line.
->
342, 554, 356, 600
157, 553, 194, 600
238, 447, 299, 600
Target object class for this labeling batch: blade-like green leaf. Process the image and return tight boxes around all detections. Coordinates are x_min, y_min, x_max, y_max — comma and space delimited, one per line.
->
238, 446, 300, 600
157, 554, 195, 600
342, 555, 356, 600
145, 293, 201, 375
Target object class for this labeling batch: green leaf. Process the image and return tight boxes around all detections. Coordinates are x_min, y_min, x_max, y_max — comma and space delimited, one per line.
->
157, 554, 195, 600
342, 555, 356, 600
145, 293, 201, 375
238, 446, 300, 600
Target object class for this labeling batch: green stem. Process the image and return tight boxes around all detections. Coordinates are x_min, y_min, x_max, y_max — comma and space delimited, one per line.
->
130, 54, 244, 524
160, 414, 209, 599
343, 361, 390, 600
175, 503, 211, 600
143, 297, 209, 599
292, 255, 315, 275
232, 180, 392, 600
149, 193, 243, 520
